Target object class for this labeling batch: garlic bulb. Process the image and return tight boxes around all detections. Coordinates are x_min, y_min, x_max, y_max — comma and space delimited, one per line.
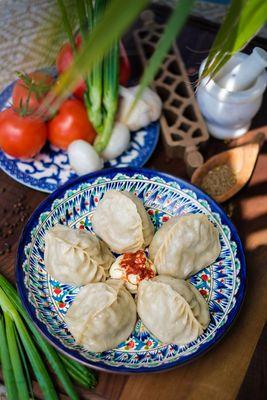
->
101, 122, 130, 160
117, 86, 162, 131
68, 140, 103, 176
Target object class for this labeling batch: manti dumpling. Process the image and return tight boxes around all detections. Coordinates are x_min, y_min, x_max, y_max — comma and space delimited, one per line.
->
92, 190, 154, 253
65, 279, 137, 352
137, 275, 210, 345
44, 224, 114, 286
149, 214, 221, 279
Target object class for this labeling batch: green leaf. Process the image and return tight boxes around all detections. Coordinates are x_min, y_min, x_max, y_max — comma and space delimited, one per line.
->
0, 288, 58, 400
4, 313, 30, 400
202, 0, 245, 74
38, 0, 149, 115
94, 41, 119, 152
201, 0, 267, 79
57, 0, 76, 51
75, 0, 88, 41
0, 312, 18, 400
131, 0, 195, 112
86, 0, 107, 131
15, 329, 35, 400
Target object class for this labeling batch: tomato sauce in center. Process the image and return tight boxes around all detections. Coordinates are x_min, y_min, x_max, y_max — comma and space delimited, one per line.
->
120, 250, 155, 281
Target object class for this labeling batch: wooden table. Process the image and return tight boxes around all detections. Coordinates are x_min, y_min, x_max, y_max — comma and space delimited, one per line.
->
0, 7, 267, 400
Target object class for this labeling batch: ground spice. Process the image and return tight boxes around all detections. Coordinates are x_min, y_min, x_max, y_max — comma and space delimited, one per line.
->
120, 250, 155, 281
200, 164, 236, 197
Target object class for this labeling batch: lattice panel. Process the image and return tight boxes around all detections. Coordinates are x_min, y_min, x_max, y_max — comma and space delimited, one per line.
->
133, 10, 209, 174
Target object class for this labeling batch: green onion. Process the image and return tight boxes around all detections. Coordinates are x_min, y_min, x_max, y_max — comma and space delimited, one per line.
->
15, 329, 35, 400
59, 353, 98, 388
4, 313, 30, 400
85, 0, 107, 131
84, 0, 93, 28
75, 0, 87, 42
0, 312, 18, 400
94, 40, 119, 153
32, 336, 79, 400
0, 288, 58, 400
56, 0, 76, 52
0, 274, 97, 391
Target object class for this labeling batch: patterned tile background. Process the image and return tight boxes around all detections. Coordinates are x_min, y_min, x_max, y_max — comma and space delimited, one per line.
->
0, 0, 65, 90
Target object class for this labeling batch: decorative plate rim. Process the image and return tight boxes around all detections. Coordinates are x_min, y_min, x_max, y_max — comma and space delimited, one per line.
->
0, 81, 160, 193
16, 167, 246, 374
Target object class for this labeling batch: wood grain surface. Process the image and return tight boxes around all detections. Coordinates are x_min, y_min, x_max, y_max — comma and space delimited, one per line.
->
0, 8, 267, 400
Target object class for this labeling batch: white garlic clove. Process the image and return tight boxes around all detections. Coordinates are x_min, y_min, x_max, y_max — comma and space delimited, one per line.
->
68, 140, 103, 176
117, 85, 162, 131
142, 87, 162, 122
101, 122, 130, 160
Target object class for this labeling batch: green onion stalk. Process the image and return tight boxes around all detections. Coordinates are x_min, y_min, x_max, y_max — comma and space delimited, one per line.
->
94, 41, 119, 153
83, 0, 119, 151
4, 313, 29, 400
0, 287, 58, 400
56, 0, 120, 152
0, 274, 97, 399
0, 311, 18, 400
85, 0, 106, 132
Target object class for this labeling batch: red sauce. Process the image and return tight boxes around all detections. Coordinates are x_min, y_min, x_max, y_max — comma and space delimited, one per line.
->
120, 250, 155, 282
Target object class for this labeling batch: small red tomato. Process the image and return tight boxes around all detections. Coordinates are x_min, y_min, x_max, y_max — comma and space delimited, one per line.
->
0, 108, 47, 158
12, 71, 53, 113
47, 99, 96, 150
119, 42, 131, 85
56, 35, 86, 99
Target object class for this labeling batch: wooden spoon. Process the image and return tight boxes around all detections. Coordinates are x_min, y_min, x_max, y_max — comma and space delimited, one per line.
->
191, 132, 265, 203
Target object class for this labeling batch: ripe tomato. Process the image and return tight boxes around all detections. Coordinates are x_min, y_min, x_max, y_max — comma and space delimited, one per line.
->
119, 42, 131, 86
12, 71, 53, 113
56, 34, 86, 99
0, 108, 47, 158
47, 99, 96, 150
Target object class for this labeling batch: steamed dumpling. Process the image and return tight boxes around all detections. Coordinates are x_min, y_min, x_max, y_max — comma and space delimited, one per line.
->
137, 276, 209, 345
153, 275, 210, 328
149, 214, 221, 279
65, 279, 137, 352
44, 224, 115, 285
92, 190, 154, 253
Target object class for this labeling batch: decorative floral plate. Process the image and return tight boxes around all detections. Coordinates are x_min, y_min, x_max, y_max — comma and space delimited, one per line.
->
0, 82, 159, 193
16, 168, 246, 373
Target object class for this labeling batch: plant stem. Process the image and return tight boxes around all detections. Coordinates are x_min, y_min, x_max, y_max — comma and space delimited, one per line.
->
15, 329, 35, 400
59, 353, 98, 388
0, 312, 18, 400
0, 274, 96, 392
0, 287, 58, 400
94, 40, 119, 153
75, 0, 87, 42
131, 0, 195, 113
57, 0, 76, 51
86, 0, 107, 131
40, 0, 149, 114
4, 313, 30, 400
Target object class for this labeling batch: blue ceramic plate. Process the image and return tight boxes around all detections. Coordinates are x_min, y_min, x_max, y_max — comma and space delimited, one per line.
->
0, 82, 159, 193
16, 168, 246, 373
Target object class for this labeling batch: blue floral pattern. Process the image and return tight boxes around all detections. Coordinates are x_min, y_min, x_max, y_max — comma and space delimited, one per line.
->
16, 169, 246, 373
0, 82, 159, 193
